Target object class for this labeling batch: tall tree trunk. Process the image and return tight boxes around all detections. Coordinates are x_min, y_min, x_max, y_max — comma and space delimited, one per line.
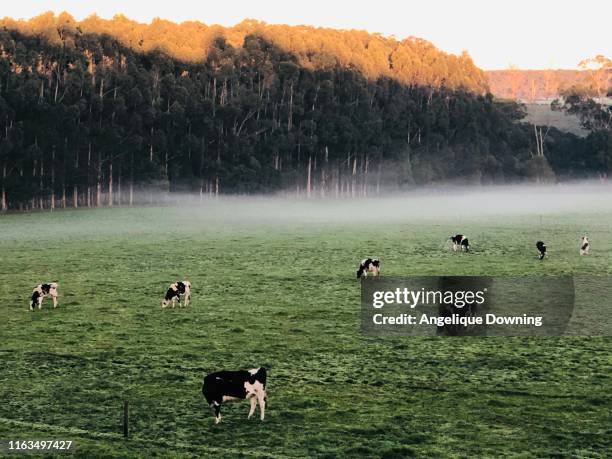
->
212, 77, 217, 117
73, 143, 79, 208
50, 147, 55, 211
352, 156, 357, 198
96, 151, 102, 207
306, 156, 312, 198
39, 158, 44, 210
32, 160, 36, 209
335, 165, 340, 198
129, 150, 134, 207
320, 168, 326, 197
199, 137, 205, 201
61, 138, 67, 208
150, 127, 154, 162
108, 161, 113, 207
117, 159, 122, 206
1, 164, 6, 211
363, 154, 369, 196
87, 142, 92, 207
288, 81, 293, 130
54, 77, 59, 103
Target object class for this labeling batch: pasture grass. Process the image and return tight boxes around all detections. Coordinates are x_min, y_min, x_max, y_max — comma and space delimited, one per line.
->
524, 103, 586, 137
1, 206, 611, 458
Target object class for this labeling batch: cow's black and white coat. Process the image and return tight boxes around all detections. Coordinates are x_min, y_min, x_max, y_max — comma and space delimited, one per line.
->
162, 280, 191, 308
202, 367, 267, 424
536, 241, 547, 260
357, 258, 380, 279
30, 283, 58, 311
580, 236, 590, 255
451, 235, 470, 252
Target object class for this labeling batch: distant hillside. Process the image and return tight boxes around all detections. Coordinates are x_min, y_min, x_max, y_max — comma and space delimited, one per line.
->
486, 69, 587, 101
486, 66, 611, 134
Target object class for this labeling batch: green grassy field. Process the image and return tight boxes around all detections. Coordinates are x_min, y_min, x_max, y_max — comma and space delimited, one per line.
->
1, 204, 611, 458
524, 103, 586, 137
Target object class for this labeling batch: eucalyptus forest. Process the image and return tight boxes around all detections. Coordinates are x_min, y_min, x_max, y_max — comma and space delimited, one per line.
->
0, 13, 609, 210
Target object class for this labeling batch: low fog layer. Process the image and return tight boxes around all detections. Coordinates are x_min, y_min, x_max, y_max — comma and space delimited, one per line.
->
1, 182, 611, 243
233, 182, 612, 223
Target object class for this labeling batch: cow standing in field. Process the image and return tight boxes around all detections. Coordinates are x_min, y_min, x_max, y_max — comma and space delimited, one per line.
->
162, 281, 191, 308
580, 236, 590, 255
536, 241, 547, 260
451, 235, 470, 252
30, 283, 58, 311
357, 258, 380, 279
202, 367, 267, 424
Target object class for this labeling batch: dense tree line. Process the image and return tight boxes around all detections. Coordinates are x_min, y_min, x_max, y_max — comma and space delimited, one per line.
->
487, 69, 590, 101
551, 59, 612, 178
1, 13, 489, 91
0, 14, 609, 210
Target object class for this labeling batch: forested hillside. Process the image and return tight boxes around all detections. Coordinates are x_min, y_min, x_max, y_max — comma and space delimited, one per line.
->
0, 13, 607, 210
487, 66, 611, 101
486, 69, 585, 101
1, 13, 490, 90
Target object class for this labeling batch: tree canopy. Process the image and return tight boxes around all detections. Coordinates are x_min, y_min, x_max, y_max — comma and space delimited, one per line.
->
1, 12, 490, 92
0, 13, 608, 211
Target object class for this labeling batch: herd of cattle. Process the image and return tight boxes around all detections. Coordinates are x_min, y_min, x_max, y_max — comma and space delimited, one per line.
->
28, 278, 264, 423
26, 233, 591, 423
355, 234, 590, 278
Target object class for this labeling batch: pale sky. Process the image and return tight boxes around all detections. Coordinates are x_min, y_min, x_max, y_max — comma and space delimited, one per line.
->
3, 0, 610, 70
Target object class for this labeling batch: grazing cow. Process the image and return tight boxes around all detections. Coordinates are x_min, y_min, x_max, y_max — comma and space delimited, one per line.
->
30, 283, 58, 311
202, 367, 267, 424
536, 241, 547, 260
450, 234, 470, 252
357, 258, 381, 279
162, 280, 191, 308
580, 236, 590, 255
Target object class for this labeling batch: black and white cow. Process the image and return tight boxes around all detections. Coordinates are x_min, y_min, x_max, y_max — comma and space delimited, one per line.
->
30, 283, 58, 311
450, 234, 470, 252
357, 258, 380, 279
202, 367, 267, 424
580, 236, 590, 255
162, 280, 191, 308
536, 241, 547, 260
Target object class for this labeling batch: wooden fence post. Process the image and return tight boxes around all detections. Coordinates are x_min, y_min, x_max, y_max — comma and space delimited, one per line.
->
123, 400, 129, 438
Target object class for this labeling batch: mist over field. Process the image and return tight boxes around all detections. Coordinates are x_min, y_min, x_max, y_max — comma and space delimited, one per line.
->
2, 180, 612, 457
1, 182, 612, 244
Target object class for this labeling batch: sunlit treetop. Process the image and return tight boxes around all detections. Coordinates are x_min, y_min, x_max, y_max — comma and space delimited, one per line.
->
0, 11, 489, 93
